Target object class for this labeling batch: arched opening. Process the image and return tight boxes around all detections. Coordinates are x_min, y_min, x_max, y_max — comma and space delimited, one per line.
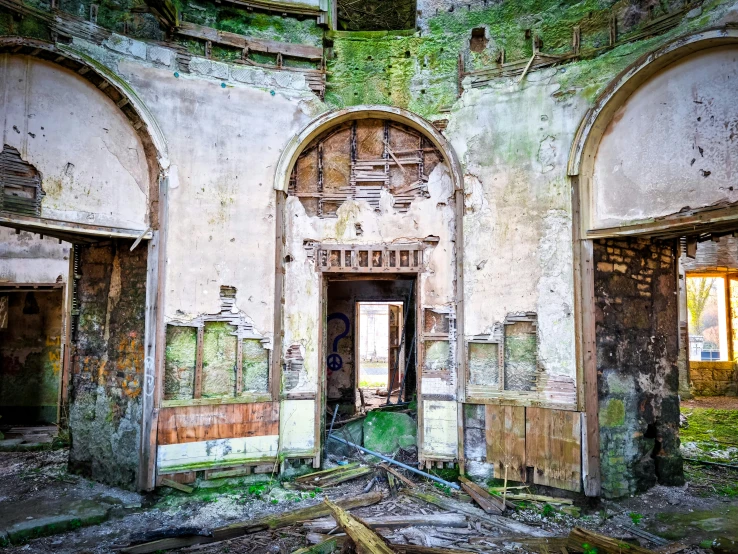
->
568, 28, 738, 498
0, 40, 168, 490
273, 106, 465, 469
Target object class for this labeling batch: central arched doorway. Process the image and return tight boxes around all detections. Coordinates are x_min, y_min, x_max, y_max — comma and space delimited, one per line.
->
273, 106, 465, 469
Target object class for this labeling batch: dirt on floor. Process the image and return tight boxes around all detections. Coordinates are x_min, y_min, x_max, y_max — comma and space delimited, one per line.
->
1, 444, 737, 554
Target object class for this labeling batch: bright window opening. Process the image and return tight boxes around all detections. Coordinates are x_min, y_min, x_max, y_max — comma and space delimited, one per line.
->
687, 276, 729, 361
358, 303, 391, 388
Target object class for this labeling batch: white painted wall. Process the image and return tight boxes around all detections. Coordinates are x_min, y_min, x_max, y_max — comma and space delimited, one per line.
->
118, 61, 320, 337
592, 46, 738, 229
449, 68, 582, 399
0, 228, 69, 284
0, 55, 149, 230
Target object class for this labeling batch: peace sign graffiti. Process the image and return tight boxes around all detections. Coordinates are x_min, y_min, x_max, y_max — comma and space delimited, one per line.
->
327, 353, 343, 371
327, 313, 350, 372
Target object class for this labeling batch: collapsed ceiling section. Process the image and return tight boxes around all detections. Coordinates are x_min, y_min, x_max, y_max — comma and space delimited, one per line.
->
288, 118, 442, 217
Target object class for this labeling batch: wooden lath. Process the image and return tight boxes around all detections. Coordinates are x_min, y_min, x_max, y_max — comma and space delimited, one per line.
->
175, 21, 323, 62
289, 119, 440, 217
0, 145, 44, 217
317, 243, 423, 273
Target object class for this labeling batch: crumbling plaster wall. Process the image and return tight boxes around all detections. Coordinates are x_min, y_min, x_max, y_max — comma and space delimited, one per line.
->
0, 228, 69, 284
282, 162, 456, 399
592, 46, 738, 229
0, 54, 149, 230
116, 60, 322, 338
449, 71, 582, 398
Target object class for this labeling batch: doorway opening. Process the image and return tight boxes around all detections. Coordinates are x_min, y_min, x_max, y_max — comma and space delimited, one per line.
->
357, 301, 404, 411
325, 276, 417, 417
0, 283, 66, 448
678, 235, 738, 488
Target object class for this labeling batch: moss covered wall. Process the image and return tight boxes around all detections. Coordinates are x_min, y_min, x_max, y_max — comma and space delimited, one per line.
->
0, 290, 63, 425
68, 240, 147, 489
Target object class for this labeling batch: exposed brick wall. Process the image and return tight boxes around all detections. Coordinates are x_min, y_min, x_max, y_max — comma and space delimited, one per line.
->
68, 240, 147, 489
594, 237, 684, 498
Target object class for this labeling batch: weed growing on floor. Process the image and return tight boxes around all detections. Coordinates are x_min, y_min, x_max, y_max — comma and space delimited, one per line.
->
629, 512, 643, 525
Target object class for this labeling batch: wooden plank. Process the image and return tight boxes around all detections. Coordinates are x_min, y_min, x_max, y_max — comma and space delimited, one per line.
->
161, 478, 193, 493
404, 490, 552, 537
176, 21, 322, 61
157, 402, 279, 445
567, 527, 656, 554
213, 492, 383, 541
458, 476, 504, 514
485, 405, 526, 482
526, 408, 582, 492
323, 497, 395, 554
304, 513, 467, 533
378, 464, 416, 488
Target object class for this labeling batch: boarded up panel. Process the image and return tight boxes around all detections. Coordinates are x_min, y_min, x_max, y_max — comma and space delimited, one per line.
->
485, 405, 526, 482
389, 124, 421, 153
202, 321, 237, 398
157, 435, 279, 472
423, 400, 457, 458
280, 399, 316, 454
241, 339, 269, 394
504, 320, 537, 391
525, 408, 581, 492
164, 325, 197, 401
296, 148, 319, 194
424, 340, 450, 371
157, 402, 279, 445
424, 309, 449, 335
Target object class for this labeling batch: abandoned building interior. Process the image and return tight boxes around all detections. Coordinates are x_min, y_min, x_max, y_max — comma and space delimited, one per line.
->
1, 0, 738, 551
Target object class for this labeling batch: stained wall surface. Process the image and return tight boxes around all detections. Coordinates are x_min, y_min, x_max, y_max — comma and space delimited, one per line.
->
68, 240, 147, 489
0, 55, 150, 230
592, 46, 738, 230
0, 228, 69, 284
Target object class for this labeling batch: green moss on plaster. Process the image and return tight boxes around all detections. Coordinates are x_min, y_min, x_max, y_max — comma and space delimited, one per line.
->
601, 398, 626, 427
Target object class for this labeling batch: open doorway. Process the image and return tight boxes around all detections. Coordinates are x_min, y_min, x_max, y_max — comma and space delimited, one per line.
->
356, 301, 404, 411
678, 236, 738, 493
0, 284, 67, 448
325, 276, 416, 417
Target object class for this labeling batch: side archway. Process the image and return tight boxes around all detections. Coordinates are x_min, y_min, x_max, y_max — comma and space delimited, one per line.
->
568, 27, 738, 498
569, 27, 738, 238
0, 38, 168, 235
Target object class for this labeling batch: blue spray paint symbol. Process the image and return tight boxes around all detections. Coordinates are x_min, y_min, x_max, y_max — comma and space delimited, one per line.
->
327, 313, 350, 372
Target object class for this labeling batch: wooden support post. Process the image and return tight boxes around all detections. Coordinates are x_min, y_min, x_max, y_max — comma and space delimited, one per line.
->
457, 52, 464, 98
609, 14, 617, 46
194, 326, 204, 398
572, 26, 581, 55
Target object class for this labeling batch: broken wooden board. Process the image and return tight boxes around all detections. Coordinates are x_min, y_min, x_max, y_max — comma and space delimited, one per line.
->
567, 527, 656, 554
303, 513, 467, 533
122, 492, 383, 553
306, 533, 488, 554
379, 464, 416, 488
323, 497, 395, 554
176, 21, 323, 61
160, 478, 193, 493
503, 493, 573, 505
470, 535, 568, 553
485, 405, 526, 482
526, 408, 582, 492
214, 491, 383, 540
457, 476, 504, 514
293, 464, 373, 488
404, 489, 552, 537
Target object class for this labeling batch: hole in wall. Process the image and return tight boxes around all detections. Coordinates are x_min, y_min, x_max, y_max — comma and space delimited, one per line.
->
470, 27, 488, 53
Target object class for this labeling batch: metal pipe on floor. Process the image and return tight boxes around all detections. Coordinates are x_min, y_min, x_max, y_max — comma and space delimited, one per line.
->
326, 433, 461, 490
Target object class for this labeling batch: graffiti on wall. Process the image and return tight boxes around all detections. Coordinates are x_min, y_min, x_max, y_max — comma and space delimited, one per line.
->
327, 313, 350, 372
